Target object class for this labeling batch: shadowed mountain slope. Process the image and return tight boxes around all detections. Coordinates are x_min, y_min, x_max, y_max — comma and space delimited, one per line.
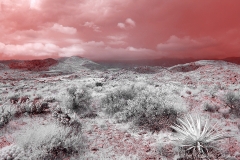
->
0, 58, 58, 71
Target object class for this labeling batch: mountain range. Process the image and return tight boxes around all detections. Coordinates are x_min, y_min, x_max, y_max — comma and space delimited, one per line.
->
0, 56, 239, 71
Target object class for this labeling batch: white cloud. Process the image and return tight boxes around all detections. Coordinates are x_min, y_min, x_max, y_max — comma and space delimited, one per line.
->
51, 23, 77, 35
83, 22, 101, 32
0, 42, 84, 57
125, 18, 136, 27
83, 41, 105, 47
117, 18, 136, 29
157, 35, 216, 51
30, 0, 41, 10
64, 39, 82, 43
117, 23, 126, 29
60, 45, 85, 57
156, 35, 218, 58
107, 35, 127, 45
127, 46, 138, 51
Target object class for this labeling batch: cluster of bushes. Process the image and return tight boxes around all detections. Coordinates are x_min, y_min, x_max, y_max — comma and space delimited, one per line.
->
0, 96, 50, 129
13, 121, 84, 159
203, 91, 240, 119
101, 84, 185, 132
0, 92, 85, 159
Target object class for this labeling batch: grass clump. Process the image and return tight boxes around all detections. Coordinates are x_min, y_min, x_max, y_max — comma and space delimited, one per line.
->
102, 84, 185, 132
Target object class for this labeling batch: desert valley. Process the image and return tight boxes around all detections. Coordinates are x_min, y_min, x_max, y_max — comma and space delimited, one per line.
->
0, 56, 239, 160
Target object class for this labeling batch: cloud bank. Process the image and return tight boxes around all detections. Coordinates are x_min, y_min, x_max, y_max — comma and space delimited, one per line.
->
0, 0, 240, 60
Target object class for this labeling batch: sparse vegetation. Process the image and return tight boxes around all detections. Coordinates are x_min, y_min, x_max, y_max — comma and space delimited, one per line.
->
1, 58, 240, 159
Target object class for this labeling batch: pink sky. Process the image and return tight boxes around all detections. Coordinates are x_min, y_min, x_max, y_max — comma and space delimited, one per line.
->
0, 0, 240, 60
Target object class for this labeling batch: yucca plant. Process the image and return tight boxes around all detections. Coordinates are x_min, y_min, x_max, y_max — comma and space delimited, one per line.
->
171, 114, 231, 159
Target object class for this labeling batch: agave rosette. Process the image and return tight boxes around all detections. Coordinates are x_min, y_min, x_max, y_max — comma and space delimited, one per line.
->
171, 114, 228, 147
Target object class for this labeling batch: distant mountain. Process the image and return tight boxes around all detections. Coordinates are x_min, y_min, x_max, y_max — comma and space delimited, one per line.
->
0, 58, 58, 71
95, 57, 197, 68
222, 57, 240, 65
95, 57, 240, 67
0, 56, 239, 72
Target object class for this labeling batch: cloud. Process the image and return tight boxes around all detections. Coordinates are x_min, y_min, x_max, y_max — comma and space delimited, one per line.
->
107, 35, 127, 45
83, 22, 101, 32
117, 23, 126, 29
1, 0, 240, 60
125, 18, 136, 27
157, 36, 219, 58
30, 0, 41, 10
0, 42, 84, 59
117, 18, 136, 29
157, 36, 216, 51
60, 45, 85, 57
51, 23, 77, 35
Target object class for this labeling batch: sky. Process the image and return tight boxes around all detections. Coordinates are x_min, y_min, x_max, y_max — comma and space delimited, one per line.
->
0, 0, 240, 61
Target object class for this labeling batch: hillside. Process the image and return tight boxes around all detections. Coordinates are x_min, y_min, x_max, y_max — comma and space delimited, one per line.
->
49, 56, 106, 73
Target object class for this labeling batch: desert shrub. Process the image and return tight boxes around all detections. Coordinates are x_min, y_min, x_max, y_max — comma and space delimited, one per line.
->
204, 103, 219, 113
223, 92, 240, 117
102, 85, 136, 116
95, 82, 103, 87
51, 106, 82, 133
158, 143, 177, 159
123, 88, 181, 132
102, 84, 185, 132
62, 86, 92, 114
14, 122, 84, 159
0, 101, 14, 128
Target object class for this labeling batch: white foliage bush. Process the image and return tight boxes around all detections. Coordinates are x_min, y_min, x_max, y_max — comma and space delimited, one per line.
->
0, 144, 26, 160
14, 122, 84, 159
